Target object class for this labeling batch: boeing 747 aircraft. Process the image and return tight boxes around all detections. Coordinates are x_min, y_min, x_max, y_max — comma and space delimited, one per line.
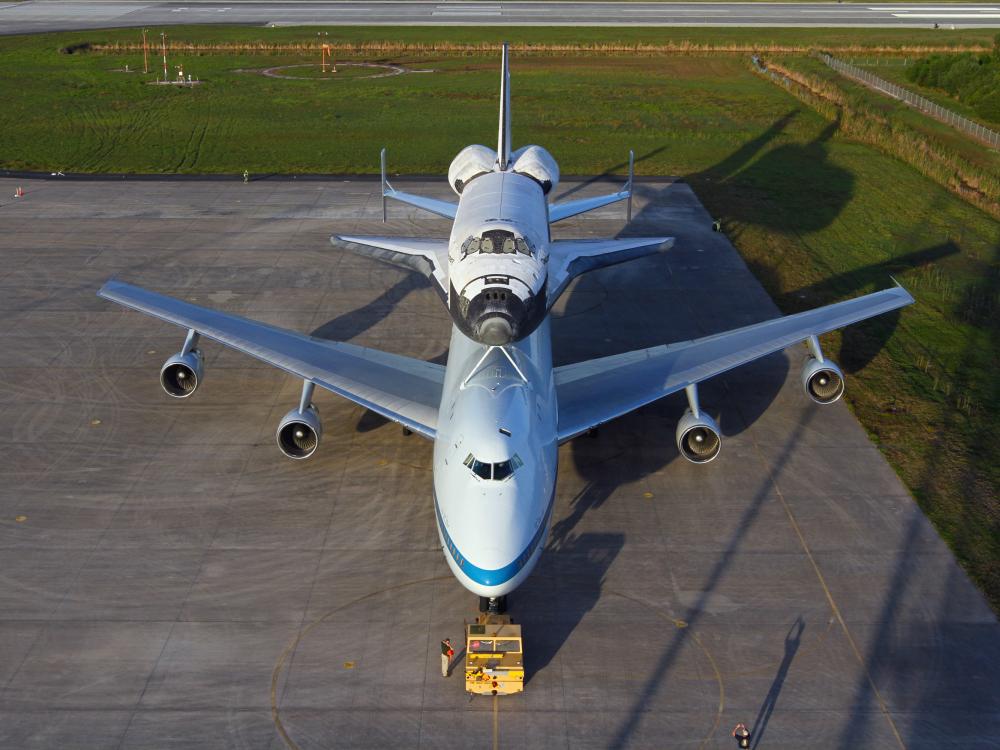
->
99, 45, 914, 614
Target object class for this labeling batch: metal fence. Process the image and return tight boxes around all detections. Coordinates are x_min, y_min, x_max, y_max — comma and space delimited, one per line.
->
819, 53, 1000, 149
750, 55, 793, 90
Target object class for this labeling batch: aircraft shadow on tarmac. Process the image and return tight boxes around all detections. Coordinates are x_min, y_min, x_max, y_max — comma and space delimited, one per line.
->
516, 526, 625, 683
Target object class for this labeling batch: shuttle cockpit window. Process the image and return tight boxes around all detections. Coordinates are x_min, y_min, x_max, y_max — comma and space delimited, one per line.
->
463, 453, 523, 481
461, 232, 533, 258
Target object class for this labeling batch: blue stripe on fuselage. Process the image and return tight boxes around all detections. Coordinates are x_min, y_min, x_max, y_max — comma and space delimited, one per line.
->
433, 485, 555, 588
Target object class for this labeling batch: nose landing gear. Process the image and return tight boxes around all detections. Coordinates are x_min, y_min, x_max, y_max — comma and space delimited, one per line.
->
479, 595, 507, 615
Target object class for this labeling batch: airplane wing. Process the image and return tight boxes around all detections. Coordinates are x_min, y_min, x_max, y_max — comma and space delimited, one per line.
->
97, 280, 445, 439
554, 284, 914, 442
549, 188, 631, 224
383, 184, 457, 220
333, 235, 449, 301
547, 237, 673, 307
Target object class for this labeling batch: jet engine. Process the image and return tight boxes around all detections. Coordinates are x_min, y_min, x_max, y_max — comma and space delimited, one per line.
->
448, 145, 498, 195
510, 145, 559, 195
276, 404, 322, 460
801, 357, 845, 404
159, 349, 204, 398
675, 408, 722, 464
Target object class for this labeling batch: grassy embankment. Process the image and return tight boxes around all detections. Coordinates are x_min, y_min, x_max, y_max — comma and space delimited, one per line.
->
811, 57, 1000, 174
850, 57, 1000, 132
0, 27, 996, 610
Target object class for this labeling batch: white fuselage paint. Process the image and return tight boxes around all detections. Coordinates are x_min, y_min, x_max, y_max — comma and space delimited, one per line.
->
432, 169, 559, 599
447, 171, 549, 306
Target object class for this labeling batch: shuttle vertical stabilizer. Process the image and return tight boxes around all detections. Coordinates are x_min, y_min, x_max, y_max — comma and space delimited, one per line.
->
497, 42, 511, 171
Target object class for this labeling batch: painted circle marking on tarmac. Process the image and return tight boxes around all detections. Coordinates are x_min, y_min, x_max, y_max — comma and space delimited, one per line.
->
271, 579, 724, 749
604, 588, 725, 750
270, 576, 449, 750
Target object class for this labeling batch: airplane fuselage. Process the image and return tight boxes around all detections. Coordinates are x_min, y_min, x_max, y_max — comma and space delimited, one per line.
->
434, 167, 560, 599
433, 305, 558, 599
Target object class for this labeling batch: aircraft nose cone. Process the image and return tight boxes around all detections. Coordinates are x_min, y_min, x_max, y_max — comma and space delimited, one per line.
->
479, 317, 513, 346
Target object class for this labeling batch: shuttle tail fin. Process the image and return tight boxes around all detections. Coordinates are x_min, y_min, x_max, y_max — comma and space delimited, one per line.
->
497, 42, 511, 171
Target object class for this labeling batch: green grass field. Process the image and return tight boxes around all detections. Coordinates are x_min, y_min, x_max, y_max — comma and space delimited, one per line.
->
0, 26, 997, 610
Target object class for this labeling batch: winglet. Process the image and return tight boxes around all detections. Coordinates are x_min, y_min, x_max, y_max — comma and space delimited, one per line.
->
889, 275, 916, 304
626, 149, 634, 224
497, 42, 511, 171
380, 147, 388, 223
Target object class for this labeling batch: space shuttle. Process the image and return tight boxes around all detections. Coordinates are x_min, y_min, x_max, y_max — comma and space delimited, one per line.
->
336, 43, 670, 346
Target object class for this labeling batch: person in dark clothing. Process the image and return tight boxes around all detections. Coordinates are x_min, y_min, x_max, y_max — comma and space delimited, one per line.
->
440, 638, 454, 677
733, 723, 751, 748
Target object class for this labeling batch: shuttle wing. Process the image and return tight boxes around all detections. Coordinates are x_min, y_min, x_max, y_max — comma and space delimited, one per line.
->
547, 237, 673, 307
383, 184, 458, 220
333, 235, 449, 301
98, 280, 445, 439
549, 188, 632, 224
554, 284, 914, 442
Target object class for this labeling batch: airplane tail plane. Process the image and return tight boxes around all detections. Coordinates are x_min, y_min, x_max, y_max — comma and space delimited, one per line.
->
497, 42, 512, 171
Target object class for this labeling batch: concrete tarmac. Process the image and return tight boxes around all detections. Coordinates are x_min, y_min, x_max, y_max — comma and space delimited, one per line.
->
0, 175, 996, 748
2, 0, 1000, 35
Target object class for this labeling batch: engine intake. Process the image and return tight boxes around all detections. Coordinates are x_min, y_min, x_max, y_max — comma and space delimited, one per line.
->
159, 350, 204, 398
801, 357, 845, 404
276, 404, 322, 460
675, 408, 722, 464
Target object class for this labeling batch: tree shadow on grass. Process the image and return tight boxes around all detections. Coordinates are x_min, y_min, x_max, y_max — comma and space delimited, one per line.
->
693, 114, 854, 236
746, 240, 960, 374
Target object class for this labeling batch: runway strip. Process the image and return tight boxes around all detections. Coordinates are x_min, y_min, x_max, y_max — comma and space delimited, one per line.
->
2, 0, 1000, 34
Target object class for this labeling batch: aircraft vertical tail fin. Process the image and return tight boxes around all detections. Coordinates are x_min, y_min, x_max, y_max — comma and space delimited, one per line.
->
497, 42, 511, 170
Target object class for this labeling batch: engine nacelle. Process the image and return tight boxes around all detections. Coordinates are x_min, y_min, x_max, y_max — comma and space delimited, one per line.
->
159, 350, 204, 398
801, 357, 845, 404
448, 145, 497, 195
276, 404, 322, 460
675, 408, 722, 464
510, 145, 559, 195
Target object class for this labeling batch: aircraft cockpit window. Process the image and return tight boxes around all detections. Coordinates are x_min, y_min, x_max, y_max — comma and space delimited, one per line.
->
461, 237, 482, 256
461, 233, 534, 257
463, 452, 523, 481
463, 452, 492, 480
493, 460, 514, 481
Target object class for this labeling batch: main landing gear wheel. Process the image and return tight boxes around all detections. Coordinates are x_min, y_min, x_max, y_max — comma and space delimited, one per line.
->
479, 595, 507, 614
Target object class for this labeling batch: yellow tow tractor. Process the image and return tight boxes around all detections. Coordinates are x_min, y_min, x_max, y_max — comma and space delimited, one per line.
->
464, 614, 524, 695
